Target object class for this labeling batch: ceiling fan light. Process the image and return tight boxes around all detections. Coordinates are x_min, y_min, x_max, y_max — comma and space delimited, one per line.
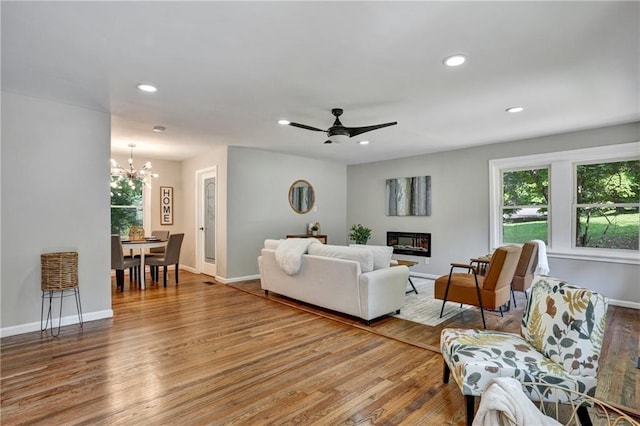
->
358, 140, 370, 145
329, 134, 350, 144
278, 119, 290, 125
506, 106, 524, 113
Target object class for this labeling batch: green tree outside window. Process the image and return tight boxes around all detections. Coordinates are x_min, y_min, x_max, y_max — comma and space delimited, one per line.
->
110, 177, 143, 236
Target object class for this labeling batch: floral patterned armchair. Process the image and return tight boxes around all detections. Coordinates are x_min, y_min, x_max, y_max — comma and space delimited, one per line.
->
440, 276, 609, 426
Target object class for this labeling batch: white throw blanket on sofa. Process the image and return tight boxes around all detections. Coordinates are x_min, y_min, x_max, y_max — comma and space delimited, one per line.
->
275, 238, 319, 275
472, 378, 560, 426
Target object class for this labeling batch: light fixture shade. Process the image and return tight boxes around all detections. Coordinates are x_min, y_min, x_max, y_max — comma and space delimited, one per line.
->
328, 134, 350, 144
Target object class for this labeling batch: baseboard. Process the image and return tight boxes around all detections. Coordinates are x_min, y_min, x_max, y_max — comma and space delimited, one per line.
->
180, 265, 197, 274
0, 309, 114, 338
216, 274, 260, 284
608, 298, 640, 310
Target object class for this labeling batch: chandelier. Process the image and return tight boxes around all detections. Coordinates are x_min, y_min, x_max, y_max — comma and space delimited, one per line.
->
110, 144, 159, 189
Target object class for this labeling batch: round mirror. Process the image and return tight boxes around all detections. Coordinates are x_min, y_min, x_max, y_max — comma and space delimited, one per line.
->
288, 179, 315, 214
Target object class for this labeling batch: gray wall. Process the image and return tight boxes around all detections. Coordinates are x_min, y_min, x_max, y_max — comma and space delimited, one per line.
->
1, 91, 112, 336
226, 146, 347, 279
179, 146, 347, 281
347, 122, 640, 306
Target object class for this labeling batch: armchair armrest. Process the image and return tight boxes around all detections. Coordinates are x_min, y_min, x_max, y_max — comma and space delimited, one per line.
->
450, 263, 478, 274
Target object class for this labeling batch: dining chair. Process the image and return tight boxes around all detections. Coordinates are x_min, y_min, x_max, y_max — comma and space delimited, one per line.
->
434, 245, 522, 328
146, 233, 184, 287
111, 234, 141, 291
149, 230, 170, 255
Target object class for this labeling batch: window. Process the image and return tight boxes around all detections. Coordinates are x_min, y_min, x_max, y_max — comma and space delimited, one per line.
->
575, 160, 639, 250
110, 177, 143, 237
502, 167, 549, 244
490, 142, 640, 263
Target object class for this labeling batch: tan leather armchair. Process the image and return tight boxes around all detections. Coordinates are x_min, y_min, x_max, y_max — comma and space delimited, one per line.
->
434, 245, 522, 328
511, 240, 538, 305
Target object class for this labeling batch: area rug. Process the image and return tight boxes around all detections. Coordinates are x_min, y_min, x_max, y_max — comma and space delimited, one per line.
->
393, 278, 471, 326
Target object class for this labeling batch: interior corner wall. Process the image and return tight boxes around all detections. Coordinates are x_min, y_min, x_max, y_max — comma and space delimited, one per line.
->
181, 145, 228, 277
347, 122, 640, 305
226, 146, 347, 280
1, 91, 112, 336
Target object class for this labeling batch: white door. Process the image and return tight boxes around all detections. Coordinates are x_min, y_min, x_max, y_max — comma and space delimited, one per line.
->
196, 167, 216, 277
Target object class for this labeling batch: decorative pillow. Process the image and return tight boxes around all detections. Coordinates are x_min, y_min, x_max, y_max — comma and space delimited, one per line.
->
308, 244, 374, 272
264, 239, 284, 250
350, 244, 394, 270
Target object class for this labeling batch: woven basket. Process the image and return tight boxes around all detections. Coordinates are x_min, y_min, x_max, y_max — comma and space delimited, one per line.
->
41, 252, 78, 291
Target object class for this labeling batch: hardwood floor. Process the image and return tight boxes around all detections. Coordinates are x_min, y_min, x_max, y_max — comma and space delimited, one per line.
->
1, 271, 638, 425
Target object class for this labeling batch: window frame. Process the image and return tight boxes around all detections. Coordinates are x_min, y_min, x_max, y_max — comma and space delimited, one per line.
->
490, 142, 640, 265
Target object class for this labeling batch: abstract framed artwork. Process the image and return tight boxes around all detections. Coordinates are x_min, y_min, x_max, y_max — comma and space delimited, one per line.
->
385, 176, 431, 216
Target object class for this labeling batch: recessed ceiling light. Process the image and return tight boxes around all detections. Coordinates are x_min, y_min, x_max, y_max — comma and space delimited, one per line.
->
136, 83, 157, 93
278, 119, 290, 125
358, 140, 370, 145
506, 106, 524, 113
443, 54, 466, 67
152, 125, 166, 132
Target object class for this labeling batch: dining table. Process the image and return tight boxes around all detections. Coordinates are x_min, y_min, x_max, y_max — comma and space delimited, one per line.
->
121, 239, 168, 289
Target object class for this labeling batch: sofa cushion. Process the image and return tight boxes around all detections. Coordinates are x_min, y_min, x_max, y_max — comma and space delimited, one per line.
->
308, 244, 374, 272
350, 244, 394, 270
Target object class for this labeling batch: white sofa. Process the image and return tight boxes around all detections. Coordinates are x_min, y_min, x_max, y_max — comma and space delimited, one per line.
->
258, 239, 409, 324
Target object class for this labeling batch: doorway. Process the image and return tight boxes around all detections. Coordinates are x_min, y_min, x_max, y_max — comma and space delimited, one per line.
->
196, 167, 216, 277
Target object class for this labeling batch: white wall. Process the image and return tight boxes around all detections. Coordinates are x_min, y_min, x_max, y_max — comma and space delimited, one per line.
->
348, 122, 640, 306
1, 92, 112, 336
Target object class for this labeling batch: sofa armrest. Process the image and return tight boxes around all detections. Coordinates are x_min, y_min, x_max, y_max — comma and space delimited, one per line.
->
358, 265, 409, 320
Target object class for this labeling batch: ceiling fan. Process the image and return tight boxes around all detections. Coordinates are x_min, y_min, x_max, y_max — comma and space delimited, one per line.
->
279, 108, 397, 144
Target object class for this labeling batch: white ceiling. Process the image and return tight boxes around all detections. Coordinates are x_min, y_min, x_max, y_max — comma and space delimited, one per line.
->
2, 1, 639, 165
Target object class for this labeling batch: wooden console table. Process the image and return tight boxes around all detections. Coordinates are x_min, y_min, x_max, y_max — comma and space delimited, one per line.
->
286, 234, 328, 244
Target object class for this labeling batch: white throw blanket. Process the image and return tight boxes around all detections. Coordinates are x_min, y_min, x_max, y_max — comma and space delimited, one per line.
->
275, 238, 319, 275
532, 239, 550, 276
473, 378, 561, 426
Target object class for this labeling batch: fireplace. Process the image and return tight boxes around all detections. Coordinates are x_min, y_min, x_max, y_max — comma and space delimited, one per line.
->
387, 232, 431, 257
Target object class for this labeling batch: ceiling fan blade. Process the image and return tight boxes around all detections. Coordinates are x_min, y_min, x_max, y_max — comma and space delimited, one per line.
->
346, 121, 397, 137
287, 122, 327, 132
